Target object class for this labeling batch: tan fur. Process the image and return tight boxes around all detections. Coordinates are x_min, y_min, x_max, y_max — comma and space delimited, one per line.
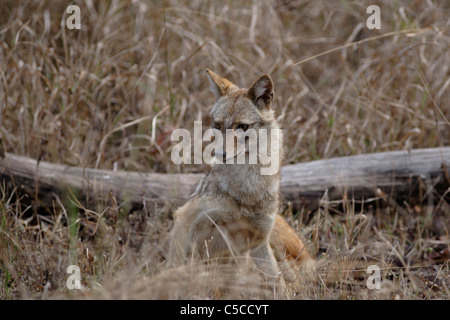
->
168, 69, 314, 281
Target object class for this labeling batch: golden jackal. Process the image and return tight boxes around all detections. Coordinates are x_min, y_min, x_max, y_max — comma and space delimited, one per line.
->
168, 69, 314, 281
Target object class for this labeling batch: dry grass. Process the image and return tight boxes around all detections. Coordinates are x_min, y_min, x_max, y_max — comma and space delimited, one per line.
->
0, 0, 449, 299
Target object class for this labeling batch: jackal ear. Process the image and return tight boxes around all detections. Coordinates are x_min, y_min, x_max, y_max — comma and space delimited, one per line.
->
206, 69, 238, 100
247, 74, 274, 109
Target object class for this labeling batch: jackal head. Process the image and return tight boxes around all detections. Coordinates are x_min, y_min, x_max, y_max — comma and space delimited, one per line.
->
206, 69, 282, 174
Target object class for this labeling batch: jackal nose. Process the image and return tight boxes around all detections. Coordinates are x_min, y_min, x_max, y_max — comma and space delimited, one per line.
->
214, 150, 227, 161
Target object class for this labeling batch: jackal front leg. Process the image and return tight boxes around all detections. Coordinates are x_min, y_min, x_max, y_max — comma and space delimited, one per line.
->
186, 211, 234, 259
251, 242, 287, 297
250, 242, 279, 278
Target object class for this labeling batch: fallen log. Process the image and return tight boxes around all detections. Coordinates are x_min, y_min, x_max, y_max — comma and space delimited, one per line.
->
0, 148, 449, 213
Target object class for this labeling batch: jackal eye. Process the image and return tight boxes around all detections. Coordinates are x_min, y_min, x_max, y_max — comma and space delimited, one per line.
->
237, 123, 249, 131
212, 122, 221, 130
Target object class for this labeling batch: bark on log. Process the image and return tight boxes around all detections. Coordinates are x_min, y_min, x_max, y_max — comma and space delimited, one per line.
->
0, 148, 449, 213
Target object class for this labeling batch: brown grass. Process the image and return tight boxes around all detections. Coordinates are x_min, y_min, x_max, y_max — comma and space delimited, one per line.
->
0, 0, 449, 299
